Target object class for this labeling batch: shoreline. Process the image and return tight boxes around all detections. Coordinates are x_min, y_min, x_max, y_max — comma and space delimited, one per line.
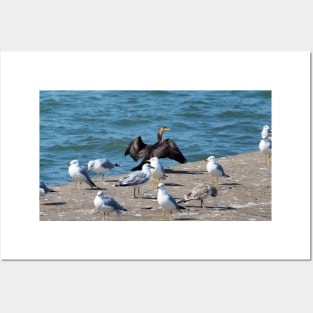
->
40, 151, 271, 221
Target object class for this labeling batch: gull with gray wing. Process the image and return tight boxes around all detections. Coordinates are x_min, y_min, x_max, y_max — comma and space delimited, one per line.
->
40, 181, 55, 197
116, 163, 154, 198
157, 183, 186, 220
88, 158, 120, 181
94, 191, 127, 220
68, 160, 99, 189
206, 156, 229, 185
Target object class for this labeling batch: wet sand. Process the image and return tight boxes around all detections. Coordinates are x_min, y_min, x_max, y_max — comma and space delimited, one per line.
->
40, 151, 271, 221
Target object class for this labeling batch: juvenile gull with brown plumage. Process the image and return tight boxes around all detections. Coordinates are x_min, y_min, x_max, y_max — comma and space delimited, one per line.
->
181, 183, 217, 208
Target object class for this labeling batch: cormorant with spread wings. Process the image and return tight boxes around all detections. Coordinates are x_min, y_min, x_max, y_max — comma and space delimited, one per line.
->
124, 126, 187, 171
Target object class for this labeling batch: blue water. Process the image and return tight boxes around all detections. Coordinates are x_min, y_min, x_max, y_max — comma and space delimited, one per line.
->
40, 90, 271, 185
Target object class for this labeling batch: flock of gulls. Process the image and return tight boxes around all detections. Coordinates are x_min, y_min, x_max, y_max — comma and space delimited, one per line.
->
40, 125, 272, 220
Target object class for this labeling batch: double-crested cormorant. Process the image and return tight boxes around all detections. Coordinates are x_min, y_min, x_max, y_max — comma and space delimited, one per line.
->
124, 126, 187, 171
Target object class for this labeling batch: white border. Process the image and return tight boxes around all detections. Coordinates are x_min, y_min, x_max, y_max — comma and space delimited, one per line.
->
0, 52, 310, 260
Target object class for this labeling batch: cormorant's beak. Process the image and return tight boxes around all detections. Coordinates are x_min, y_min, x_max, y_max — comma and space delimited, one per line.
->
163, 127, 170, 131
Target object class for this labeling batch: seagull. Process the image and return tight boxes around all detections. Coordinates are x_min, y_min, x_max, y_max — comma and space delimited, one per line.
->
261, 124, 272, 139
40, 181, 55, 196
259, 125, 272, 165
68, 160, 99, 189
149, 156, 167, 185
157, 183, 186, 220
93, 191, 127, 220
116, 163, 154, 198
206, 156, 229, 185
40, 188, 45, 197
181, 183, 217, 208
88, 158, 120, 181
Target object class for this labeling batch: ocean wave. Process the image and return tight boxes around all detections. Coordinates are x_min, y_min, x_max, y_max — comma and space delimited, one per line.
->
40, 90, 271, 184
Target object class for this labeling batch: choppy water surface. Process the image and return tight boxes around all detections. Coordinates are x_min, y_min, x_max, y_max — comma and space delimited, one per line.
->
40, 90, 271, 185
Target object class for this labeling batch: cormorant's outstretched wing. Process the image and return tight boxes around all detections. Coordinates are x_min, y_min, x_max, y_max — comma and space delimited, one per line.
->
130, 139, 187, 171
124, 136, 147, 161
152, 139, 187, 164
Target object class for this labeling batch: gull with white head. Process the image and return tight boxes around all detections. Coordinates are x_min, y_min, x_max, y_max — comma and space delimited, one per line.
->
148, 156, 167, 185
68, 160, 99, 189
157, 183, 186, 220
94, 191, 127, 220
116, 163, 154, 198
206, 156, 229, 185
259, 125, 272, 165
88, 158, 120, 181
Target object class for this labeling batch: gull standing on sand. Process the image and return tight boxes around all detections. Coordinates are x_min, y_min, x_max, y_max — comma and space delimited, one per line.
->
68, 160, 99, 189
259, 125, 272, 165
88, 158, 120, 181
181, 183, 218, 208
206, 156, 229, 185
157, 183, 186, 220
116, 163, 154, 198
149, 156, 167, 184
94, 191, 127, 220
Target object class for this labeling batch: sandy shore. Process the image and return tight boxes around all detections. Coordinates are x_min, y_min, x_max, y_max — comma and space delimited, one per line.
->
40, 151, 271, 221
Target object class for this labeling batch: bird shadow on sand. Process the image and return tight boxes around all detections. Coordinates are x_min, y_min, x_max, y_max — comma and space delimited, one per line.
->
88, 187, 107, 190
206, 205, 237, 211
165, 169, 204, 175
140, 206, 154, 210
185, 204, 237, 211
218, 182, 241, 186
164, 182, 185, 187
43, 202, 66, 206
139, 196, 156, 200
174, 217, 198, 221
103, 179, 119, 183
